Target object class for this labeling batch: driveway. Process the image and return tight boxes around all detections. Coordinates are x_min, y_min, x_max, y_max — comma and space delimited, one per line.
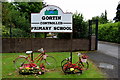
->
87, 41, 119, 78
98, 41, 119, 59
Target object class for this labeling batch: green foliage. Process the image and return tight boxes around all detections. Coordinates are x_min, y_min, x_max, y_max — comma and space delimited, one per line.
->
12, 28, 30, 37
2, 25, 10, 37
58, 13, 88, 39
2, 2, 12, 26
2, 25, 30, 38
92, 10, 108, 24
9, 9, 30, 32
114, 3, 120, 22
98, 22, 119, 43
2, 2, 44, 38
73, 13, 88, 38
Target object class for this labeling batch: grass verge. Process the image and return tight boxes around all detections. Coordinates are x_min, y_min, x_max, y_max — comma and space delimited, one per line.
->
2, 52, 106, 78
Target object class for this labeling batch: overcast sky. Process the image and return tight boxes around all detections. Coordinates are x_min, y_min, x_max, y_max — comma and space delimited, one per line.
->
44, 0, 120, 20
7, 0, 119, 20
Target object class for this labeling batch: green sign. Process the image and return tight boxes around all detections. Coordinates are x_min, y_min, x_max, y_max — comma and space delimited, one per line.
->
45, 9, 58, 15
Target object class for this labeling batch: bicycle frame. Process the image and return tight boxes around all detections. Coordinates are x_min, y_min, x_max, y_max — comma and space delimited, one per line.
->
13, 48, 56, 71
30, 52, 46, 63
15, 52, 46, 65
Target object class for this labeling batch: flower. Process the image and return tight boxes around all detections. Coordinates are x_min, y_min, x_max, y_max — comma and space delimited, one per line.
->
39, 72, 42, 74
36, 66, 39, 68
19, 63, 43, 75
30, 63, 37, 67
82, 54, 88, 59
22, 70, 24, 72
70, 68, 74, 71
36, 66, 40, 69
19, 67, 23, 69
31, 67, 33, 70
25, 67, 30, 70
42, 68, 45, 70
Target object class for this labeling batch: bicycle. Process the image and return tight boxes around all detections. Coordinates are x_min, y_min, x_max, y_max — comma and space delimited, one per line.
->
61, 52, 89, 74
13, 48, 57, 71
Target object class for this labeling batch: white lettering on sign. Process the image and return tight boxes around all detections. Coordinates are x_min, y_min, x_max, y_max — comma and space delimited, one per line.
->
31, 5, 72, 33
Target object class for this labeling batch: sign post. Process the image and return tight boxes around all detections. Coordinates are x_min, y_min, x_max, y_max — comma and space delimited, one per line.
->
70, 33, 73, 63
31, 5, 73, 62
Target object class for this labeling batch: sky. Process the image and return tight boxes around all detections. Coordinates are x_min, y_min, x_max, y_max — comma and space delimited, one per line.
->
44, 0, 120, 20
7, 0, 120, 20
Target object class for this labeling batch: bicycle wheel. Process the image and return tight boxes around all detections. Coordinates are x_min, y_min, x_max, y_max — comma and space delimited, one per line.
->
40, 56, 56, 70
64, 68, 72, 74
79, 61, 89, 70
62, 62, 69, 72
62, 64, 82, 74
13, 57, 29, 70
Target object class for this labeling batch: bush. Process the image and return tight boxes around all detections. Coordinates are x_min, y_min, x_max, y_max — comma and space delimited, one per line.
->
98, 22, 119, 43
2, 25, 10, 37
2, 25, 30, 38
57, 13, 88, 39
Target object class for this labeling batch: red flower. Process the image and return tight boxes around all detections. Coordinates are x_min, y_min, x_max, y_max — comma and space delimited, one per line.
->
82, 54, 88, 59
30, 63, 37, 67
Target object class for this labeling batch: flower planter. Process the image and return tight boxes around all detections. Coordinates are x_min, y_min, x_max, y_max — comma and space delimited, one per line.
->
19, 63, 45, 75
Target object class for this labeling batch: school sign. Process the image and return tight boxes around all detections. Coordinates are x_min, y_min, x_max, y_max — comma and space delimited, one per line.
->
31, 5, 72, 33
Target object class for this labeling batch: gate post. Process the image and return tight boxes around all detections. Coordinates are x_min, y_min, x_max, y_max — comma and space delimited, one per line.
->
88, 20, 92, 51
95, 19, 98, 50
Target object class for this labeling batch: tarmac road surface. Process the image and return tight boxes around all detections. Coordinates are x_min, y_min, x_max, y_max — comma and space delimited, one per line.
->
87, 41, 119, 78
98, 41, 119, 59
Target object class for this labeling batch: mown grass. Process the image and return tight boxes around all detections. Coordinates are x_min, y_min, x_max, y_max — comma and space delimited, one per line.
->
2, 52, 106, 78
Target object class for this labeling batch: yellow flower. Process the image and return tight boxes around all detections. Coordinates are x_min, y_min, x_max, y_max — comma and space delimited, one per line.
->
22, 70, 24, 72
25, 67, 30, 70
70, 68, 74, 71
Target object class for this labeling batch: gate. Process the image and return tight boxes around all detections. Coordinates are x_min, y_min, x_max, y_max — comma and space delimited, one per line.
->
88, 20, 98, 50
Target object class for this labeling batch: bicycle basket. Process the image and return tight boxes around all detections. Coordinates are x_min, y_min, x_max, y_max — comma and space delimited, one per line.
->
38, 48, 44, 53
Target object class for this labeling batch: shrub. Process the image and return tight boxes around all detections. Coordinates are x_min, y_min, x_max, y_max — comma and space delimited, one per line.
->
2, 25, 30, 38
98, 22, 119, 43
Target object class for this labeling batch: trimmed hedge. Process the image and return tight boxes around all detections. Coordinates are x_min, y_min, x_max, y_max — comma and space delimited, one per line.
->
98, 22, 120, 43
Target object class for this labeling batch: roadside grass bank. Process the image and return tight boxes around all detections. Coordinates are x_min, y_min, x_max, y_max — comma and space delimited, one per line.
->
2, 52, 106, 78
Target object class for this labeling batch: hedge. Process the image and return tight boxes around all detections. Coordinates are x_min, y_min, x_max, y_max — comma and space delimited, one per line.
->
98, 22, 120, 43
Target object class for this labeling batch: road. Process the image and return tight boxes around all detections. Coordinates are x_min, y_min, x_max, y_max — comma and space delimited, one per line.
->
87, 41, 119, 78
98, 41, 119, 59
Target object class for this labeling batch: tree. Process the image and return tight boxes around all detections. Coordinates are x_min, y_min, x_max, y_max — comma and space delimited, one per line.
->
2, 2, 45, 38
12, 2, 44, 21
92, 10, 108, 24
114, 2, 120, 22
73, 13, 88, 38
2, 2, 12, 27
57, 13, 88, 39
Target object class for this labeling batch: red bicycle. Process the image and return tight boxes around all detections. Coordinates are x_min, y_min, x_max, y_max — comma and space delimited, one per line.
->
61, 53, 89, 74
13, 48, 57, 71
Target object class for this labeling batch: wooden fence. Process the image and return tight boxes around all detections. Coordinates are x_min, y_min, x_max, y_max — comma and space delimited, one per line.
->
2, 37, 96, 53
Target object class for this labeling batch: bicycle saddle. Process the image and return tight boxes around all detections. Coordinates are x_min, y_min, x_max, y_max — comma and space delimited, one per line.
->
26, 51, 33, 55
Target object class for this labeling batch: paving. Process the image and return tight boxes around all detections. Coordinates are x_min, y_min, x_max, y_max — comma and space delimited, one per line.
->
87, 41, 119, 78
98, 41, 119, 59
